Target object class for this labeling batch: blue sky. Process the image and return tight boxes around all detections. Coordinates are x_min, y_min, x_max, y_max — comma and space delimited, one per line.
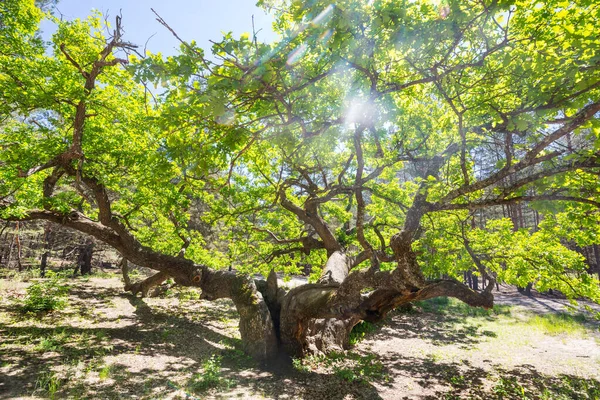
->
40, 0, 279, 56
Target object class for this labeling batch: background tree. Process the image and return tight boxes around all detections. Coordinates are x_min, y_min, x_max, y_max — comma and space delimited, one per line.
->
1, 0, 600, 359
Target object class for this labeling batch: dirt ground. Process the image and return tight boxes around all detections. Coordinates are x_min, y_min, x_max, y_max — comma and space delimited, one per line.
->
1, 274, 599, 399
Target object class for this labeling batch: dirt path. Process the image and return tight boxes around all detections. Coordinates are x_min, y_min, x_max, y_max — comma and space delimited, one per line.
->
1, 275, 599, 399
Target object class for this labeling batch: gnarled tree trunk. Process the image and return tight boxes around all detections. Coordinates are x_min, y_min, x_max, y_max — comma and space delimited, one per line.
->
279, 251, 359, 356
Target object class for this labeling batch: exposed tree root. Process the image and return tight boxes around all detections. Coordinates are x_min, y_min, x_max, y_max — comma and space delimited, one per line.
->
120, 258, 170, 297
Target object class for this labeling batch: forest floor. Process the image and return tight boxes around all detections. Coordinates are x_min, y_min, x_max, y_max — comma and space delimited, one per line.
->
1, 271, 600, 400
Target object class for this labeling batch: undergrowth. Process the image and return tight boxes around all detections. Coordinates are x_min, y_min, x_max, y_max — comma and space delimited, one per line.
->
188, 355, 234, 394
349, 320, 378, 345
294, 351, 390, 384
18, 271, 69, 313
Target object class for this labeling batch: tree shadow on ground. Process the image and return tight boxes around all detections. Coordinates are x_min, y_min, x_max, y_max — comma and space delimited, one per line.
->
0, 317, 231, 399
378, 354, 600, 399
0, 283, 385, 400
2, 280, 599, 399
369, 297, 598, 350
0, 282, 239, 399
368, 304, 501, 349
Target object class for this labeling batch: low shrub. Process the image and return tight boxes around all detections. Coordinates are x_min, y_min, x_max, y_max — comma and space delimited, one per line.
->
20, 272, 69, 313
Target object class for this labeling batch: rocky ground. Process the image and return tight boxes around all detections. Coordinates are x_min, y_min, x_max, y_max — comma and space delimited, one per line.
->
1, 273, 599, 399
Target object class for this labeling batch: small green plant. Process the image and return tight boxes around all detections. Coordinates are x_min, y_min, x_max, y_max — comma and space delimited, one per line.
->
178, 287, 201, 302
332, 355, 388, 384
35, 337, 61, 352
449, 374, 466, 387
305, 352, 389, 384
3, 267, 40, 282
493, 376, 529, 399
94, 343, 114, 357
349, 321, 378, 345
292, 357, 311, 373
98, 364, 113, 380
20, 272, 69, 313
333, 365, 360, 382
188, 355, 233, 393
34, 369, 62, 399
94, 330, 107, 340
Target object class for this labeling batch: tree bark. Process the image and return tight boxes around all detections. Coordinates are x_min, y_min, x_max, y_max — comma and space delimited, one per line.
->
200, 268, 279, 360
279, 251, 359, 356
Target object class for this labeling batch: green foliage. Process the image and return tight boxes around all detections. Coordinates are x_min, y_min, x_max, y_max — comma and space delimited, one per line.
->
493, 376, 529, 400
348, 320, 378, 345
19, 272, 68, 313
292, 357, 311, 373
177, 287, 201, 302
417, 216, 600, 303
188, 355, 233, 393
98, 364, 113, 380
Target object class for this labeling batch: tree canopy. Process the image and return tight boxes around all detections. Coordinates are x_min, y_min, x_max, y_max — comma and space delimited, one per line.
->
1, 0, 600, 358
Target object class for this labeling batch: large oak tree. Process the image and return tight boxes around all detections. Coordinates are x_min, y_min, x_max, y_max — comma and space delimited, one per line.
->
1, 0, 600, 359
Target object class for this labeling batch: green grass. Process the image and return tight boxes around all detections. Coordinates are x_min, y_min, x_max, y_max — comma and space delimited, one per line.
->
416, 297, 592, 337
493, 376, 529, 399
32, 328, 71, 352
488, 373, 600, 400
35, 336, 63, 352
415, 297, 512, 317
524, 313, 588, 336
35, 369, 62, 399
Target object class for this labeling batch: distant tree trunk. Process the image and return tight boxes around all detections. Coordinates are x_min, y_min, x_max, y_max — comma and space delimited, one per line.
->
76, 240, 94, 275
517, 204, 525, 230
464, 270, 472, 288
518, 282, 533, 296
533, 210, 540, 231
40, 222, 52, 278
0, 221, 9, 266
40, 252, 48, 277
15, 222, 22, 271
594, 244, 600, 280
7, 222, 22, 271
472, 274, 479, 291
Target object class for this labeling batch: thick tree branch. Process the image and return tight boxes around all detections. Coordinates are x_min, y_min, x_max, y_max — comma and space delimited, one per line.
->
436, 194, 600, 211
439, 100, 600, 204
